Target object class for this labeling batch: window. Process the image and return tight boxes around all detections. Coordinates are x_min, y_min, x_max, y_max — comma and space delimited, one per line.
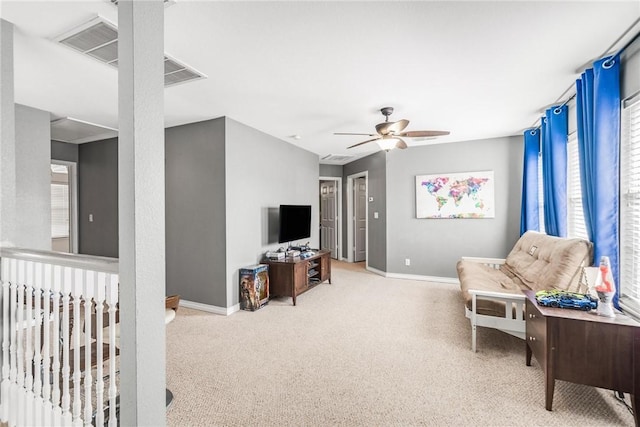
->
51, 164, 70, 248
620, 96, 640, 316
567, 134, 588, 240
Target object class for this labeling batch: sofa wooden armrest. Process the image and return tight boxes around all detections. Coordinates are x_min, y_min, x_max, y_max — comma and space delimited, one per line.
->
466, 290, 526, 352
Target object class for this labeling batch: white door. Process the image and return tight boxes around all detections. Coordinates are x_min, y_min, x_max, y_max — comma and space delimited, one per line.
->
320, 180, 338, 259
353, 177, 366, 262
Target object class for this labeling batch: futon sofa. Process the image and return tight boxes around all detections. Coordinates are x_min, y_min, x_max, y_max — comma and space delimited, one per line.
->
456, 231, 592, 351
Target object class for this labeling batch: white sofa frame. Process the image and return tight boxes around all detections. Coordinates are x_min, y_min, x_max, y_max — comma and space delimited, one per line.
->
461, 256, 526, 352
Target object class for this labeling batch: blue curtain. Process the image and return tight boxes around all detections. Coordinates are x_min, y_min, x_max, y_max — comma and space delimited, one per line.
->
541, 105, 568, 237
520, 129, 541, 235
575, 55, 620, 307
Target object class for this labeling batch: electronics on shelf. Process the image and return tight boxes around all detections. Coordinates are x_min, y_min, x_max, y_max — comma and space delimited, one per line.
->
266, 251, 285, 260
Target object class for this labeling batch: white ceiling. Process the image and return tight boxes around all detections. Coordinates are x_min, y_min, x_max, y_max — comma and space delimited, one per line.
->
2, 1, 639, 164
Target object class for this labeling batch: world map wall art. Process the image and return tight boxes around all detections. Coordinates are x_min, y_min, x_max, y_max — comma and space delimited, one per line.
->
415, 170, 495, 219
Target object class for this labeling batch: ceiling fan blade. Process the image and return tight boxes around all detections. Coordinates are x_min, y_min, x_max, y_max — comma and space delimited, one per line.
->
334, 132, 378, 136
347, 137, 381, 149
375, 119, 410, 136
395, 138, 408, 149
387, 119, 410, 134
398, 130, 450, 138
375, 122, 391, 135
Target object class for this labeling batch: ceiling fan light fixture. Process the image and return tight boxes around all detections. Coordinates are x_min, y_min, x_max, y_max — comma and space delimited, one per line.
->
377, 138, 398, 151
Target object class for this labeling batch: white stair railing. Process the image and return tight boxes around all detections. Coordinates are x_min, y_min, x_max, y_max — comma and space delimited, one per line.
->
0, 247, 119, 427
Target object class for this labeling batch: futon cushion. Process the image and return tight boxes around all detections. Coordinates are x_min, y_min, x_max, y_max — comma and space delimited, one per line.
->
457, 260, 523, 317
500, 231, 592, 292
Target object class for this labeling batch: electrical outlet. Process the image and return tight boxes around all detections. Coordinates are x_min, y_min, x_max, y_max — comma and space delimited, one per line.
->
89, 214, 94, 222
405, 258, 410, 266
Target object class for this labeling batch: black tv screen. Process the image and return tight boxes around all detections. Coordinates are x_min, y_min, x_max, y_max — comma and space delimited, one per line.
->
278, 204, 311, 244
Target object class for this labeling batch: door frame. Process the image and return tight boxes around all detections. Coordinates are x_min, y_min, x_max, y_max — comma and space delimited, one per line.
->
319, 176, 342, 260
51, 160, 79, 254
346, 171, 368, 265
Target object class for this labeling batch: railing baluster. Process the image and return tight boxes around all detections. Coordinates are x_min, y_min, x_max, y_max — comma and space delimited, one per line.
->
25, 261, 34, 427
42, 263, 53, 425
0, 258, 10, 423
72, 268, 82, 425
33, 261, 44, 427
1, 258, 11, 424
8, 258, 18, 425
51, 264, 62, 419
94, 272, 105, 427
16, 260, 26, 427
107, 273, 118, 427
61, 267, 71, 420
83, 270, 95, 427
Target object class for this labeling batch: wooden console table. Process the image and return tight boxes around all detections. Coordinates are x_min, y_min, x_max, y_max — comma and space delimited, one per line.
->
524, 290, 640, 425
263, 250, 331, 305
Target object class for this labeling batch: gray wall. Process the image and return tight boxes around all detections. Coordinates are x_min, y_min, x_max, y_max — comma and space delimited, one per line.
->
15, 104, 51, 250
51, 140, 78, 163
385, 136, 523, 278
78, 138, 119, 257
225, 117, 319, 307
343, 151, 387, 271
319, 164, 343, 177
76, 116, 319, 309
165, 118, 227, 308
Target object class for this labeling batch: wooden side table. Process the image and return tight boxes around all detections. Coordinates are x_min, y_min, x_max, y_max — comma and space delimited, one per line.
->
524, 290, 640, 425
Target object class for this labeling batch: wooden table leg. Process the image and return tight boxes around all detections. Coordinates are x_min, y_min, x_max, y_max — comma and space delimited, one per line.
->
545, 373, 555, 411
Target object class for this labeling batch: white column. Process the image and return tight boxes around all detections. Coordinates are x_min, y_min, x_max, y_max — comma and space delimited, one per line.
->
0, 19, 16, 248
117, 1, 166, 426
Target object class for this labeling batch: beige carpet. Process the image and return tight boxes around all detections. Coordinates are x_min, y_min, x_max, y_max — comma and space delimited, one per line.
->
166, 261, 634, 426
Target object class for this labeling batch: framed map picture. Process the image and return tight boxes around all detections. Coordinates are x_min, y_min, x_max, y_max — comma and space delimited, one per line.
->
415, 171, 495, 218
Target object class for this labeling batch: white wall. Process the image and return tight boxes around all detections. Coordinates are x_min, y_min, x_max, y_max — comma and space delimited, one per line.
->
15, 103, 51, 250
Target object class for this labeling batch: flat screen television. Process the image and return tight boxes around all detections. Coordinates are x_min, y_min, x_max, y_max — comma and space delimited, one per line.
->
278, 204, 311, 244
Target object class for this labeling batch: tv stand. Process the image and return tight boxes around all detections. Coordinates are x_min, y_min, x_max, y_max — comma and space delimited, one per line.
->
263, 250, 331, 305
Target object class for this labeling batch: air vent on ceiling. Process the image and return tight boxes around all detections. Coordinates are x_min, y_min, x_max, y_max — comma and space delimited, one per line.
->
51, 117, 118, 144
321, 154, 354, 163
54, 16, 206, 87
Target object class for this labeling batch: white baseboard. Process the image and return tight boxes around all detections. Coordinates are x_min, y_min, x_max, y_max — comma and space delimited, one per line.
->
180, 299, 240, 316
366, 266, 386, 276
386, 272, 459, 284
366, 266, 459, 285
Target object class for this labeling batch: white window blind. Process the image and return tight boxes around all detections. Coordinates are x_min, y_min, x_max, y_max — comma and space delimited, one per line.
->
567, 135, 588, 240
51, 165, 70, 239
620, 96, 640, 308
538, 151, 545, 233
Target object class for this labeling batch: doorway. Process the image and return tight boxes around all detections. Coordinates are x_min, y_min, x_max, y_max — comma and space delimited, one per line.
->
319, 177, 341, 259
50, 161, 78, 253
346, 171, 368, 264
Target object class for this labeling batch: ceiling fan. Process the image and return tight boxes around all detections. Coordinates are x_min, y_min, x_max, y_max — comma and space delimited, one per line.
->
335, 107, 450, 151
